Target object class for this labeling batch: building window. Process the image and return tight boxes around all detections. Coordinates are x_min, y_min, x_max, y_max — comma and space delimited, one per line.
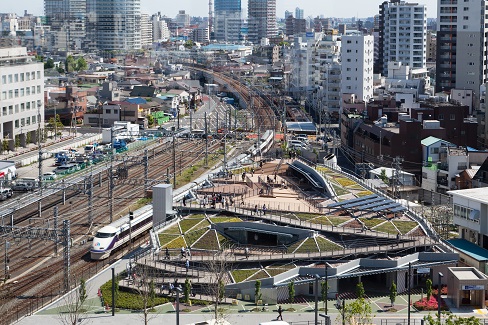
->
14, 74, 18, 82
438, 114, 444, 120
1, 75, 5, 84
450, 114, 455, 120
105, 109, 111, 114
20, 73, 24, 81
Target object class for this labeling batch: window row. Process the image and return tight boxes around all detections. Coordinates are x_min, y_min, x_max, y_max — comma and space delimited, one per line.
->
1, 86, 42, 100
1, 71, 41, 84
1, 100, 42, 116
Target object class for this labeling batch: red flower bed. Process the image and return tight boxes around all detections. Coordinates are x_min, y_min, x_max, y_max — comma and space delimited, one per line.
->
413, 296, 448, 311
432, 285, 448, 295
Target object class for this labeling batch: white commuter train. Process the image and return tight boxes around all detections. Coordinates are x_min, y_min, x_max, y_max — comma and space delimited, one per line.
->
90, 207, 153, 260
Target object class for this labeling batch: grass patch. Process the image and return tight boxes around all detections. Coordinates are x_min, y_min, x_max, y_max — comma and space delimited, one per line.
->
209, 217, 242, 224
315, 236, 342, 251
231, 269, 259, 283
163, 224, 181, 235
265, 268, 290, 277
393, 220, 418, 234
310, 216, 333, 226
248, 270, 269, 281
373, 221, 399, 234
184, 228, 208, 247
162, 236, 187, 248
326, 216, 350, 226
359, 218, 386, 229
336, 178, 357, 187
287, 239, 306, 253
357, 190, 374, 197
158, 233, 179, 247
293, 238, 319, 253
295, 213, 322, 221
332, 184, 349, 196
192, 230, 220, 250
185, 214, 207, 219
175, 151, 222, 187
267, 262, 296, 269
179, 218, 204, 233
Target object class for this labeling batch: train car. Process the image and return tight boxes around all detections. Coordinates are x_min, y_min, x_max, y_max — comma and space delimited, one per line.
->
90, 207, 153, 260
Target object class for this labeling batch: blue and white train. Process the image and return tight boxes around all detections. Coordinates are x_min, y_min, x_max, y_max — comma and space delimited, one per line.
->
90, 206, 153, 260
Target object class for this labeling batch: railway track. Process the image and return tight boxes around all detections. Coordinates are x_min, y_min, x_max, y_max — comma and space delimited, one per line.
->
0, 138, 223, 325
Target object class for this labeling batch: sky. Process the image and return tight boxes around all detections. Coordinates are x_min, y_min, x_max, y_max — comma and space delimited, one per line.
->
7, 0, 439, 18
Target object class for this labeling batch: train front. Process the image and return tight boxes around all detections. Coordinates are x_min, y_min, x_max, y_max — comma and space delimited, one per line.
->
90, 226, 118, 260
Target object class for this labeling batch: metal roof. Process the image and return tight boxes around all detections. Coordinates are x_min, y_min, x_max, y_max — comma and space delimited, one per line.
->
327, 194, 377, 208
341, 197, 385, 209
327, 194, 404, 214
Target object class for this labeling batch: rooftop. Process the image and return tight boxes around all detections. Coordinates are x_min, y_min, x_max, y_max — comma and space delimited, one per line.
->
447, 239, 488, 262
449, 267, 488, 280
448, 188, 488, 205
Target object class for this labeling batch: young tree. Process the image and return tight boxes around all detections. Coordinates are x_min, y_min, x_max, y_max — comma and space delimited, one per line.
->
426, 278, 433, 301
321, 280, 329, 312
356, 282, 365, 299
132, 266, 158, 325
76, 57, 87, 71
343, 298, 374, 325
205, 251, 232, 322
389, 282, 397, 307
255, 280, 262, 304
1, 139, 8, 153
288, 281, 295, 304
58, 278, 88, 325
380, 169, 389, 184
184, 278, 191, 304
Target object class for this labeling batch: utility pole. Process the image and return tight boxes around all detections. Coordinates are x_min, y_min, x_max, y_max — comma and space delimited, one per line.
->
54, 206, 58, 256
173, 134, 176, 189
37, 102, 43, 218
87, 174, 93, 225
109, 155, 114, 223
63, 219, 70, 292
144, 149, 149, 192
392, 156, 404, 200
205, 111, 208, 167
4, 240, 9, 281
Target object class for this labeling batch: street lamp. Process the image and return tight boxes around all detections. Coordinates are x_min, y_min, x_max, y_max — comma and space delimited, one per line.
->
175, 287, 183, 325
314, 274, 320, 325
438, 272, 444, 322
324, 262, 328, 315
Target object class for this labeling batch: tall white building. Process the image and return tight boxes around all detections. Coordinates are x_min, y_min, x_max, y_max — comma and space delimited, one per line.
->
0, 48, 44, 152
382, 1, 427, 76
175, 10, 190, 27
152, 13, 171, 42
248, 0, 277, 44
140, 13, 152, 47
341, 34, 374, 103
86, 0, 141, 51
295, 7, 304, 20
214, 0, 242, 42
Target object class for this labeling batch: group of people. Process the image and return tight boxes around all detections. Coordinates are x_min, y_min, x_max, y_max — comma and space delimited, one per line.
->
253, 204, 267, 216
161, 278, 196, 297
199, 193, 235, 210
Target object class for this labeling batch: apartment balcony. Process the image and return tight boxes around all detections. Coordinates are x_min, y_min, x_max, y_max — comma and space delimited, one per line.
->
437, 177, 448, 186
437, 162, 449, 172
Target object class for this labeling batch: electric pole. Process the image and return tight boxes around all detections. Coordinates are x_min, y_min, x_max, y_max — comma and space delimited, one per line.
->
205, 111, 208, 167
173, 134, 176, 189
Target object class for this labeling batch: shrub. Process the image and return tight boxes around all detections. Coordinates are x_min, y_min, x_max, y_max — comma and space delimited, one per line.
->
413, 296, 448, 311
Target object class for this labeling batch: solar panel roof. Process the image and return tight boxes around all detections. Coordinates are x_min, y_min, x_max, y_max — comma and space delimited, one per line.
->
327, 194, 377, 208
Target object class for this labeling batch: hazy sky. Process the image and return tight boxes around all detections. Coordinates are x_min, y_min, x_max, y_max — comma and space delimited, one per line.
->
9, 0, 439, 18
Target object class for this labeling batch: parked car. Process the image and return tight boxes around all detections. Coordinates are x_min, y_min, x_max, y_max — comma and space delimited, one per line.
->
11, 182, 35, 192
0, 188, 13, 200
42, 172, 57, 181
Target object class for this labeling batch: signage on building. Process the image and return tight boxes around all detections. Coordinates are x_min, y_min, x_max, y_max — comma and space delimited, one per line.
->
0, 172, 4, 178
417, 268, 430, 274
462, 285, 484, 290
306, 32, 314, 38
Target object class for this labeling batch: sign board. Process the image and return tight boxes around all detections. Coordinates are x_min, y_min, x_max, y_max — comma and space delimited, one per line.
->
417, 268, 430, 274
0, 171, 4, 178
462, 285, 484, 290
306, 32, 314, 38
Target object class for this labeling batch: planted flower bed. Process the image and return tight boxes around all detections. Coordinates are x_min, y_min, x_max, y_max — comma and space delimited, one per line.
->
162, 236, 187, 249
413, 296, 448, 311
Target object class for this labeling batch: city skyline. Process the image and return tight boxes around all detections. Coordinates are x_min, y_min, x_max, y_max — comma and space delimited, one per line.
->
7, 0, 438, 19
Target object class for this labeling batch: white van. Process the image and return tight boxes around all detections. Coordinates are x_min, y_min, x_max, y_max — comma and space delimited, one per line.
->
259, 322, 290, 325
288, 140, 308, 148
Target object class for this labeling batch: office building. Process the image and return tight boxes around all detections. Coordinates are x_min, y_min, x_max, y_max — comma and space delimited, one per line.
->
175, 10, 190, 28
86, 0, 141, 51
248, 0, 277, 44
44, 0, 86, 50
295, 7, 304, 20
0, 47, 44, 152
214, 0, 242, 42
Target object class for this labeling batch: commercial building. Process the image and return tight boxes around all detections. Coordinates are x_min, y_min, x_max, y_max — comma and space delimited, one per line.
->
214, 0, 242, 42
86, 0, 141, 51
247, 0, 277, 44
44, 0, 86, 50
0, 47, 44, 152
378, 0, 427, 77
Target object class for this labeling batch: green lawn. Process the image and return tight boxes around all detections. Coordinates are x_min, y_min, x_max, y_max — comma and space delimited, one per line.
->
359, 218, 386, 229
163, 224, 181, 235
293, 237, 319, 253
326, 216, 351, 226
179, 218, 204, 233
192, 230, 220, 250
265, 268, 290, 277
373, 221, 399, 234
287, 239, 306, 253
158, 233, 179, 247
295, 213, 322, 221
162, 236, 187, 248
231, 269, 259, 283
248, 270, 269, 281
356, 190, 374, 197
315, 236, 342, 251
332, 184, 349, 196
184, 228, 208, 247
191, 219, 211, 231
210, 217, 242, 224
393, 220, 418, 234
336, 178, 357, 187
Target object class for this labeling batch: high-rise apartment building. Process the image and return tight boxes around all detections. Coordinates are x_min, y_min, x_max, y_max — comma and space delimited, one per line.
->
295, 7, 304, 20
435, 0, 487, 97
44, 0, 86, 50
341, 35, 374, 103
86, 0, 141, 51
248, 0, 277, 44
0, 47, 44, 152
152, 12, 171, 42
140, 13, 152, 47
380, 0, 427, 77
214, 0, 242, 42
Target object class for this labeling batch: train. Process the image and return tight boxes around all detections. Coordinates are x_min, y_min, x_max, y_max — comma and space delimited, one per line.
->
90, 207, 153, 260
246, 130, 274, 157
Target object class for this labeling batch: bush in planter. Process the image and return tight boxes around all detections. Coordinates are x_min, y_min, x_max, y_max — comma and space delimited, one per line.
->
413, 296, 448, 311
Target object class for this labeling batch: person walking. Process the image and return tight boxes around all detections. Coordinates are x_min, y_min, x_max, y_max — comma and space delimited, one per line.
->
262, 204, 267, 215
277, 305, 283, 320
254, 204, 258, 215
165, 247, 170, 260
245, 247, 249, 260
185, 259, 189, 273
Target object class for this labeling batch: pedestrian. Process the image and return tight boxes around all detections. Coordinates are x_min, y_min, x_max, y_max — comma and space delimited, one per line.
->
165, 247, 170, 260
254, 204, 258, 215
262, 204, 267, 215
251, 168, 254, 176
186, 247, 191, 259
169, 282, 174, 295
277, 305, 283, 320
185, 259, 189, 272
182, 196, 187, 206
245, 247, 249, 260
225, 199, 229, 210
181, 246, 186, 258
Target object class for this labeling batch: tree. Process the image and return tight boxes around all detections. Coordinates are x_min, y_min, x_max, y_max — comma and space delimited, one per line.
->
424, 314, 481, 325
343, 298, 374, 325
379, 169, 389, 184
321, 280, 329, 312
132, 266, 158, 325
147, 114, 154, 127
255, 280, 262, 304
44, 58, 54, 69
184, 278, 191, 304
184, 40, 195, 49
426, 278, 433, 301
14, 135, 20, 149
65, 55, 76, 73
205, 251, 232, 323
1, 139, 9, 153
389, 282, 397, 307
58, 278, 88, 325
46, 114, 64, 138
288, 281, 295, 304
76, 57, 87, 71
356, 282, 365, 299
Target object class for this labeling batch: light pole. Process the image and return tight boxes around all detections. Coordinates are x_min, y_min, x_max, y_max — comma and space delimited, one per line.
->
325, 263, 328, 315
175, 287, 183, 325
314, 274, 320, 325
438, 272, 444, 322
